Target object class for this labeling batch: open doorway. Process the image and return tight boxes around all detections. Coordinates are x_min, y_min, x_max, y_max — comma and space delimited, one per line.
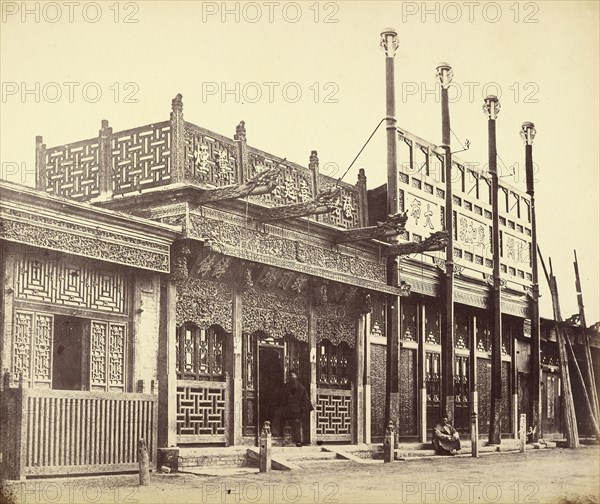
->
52, 315, 86, 390
258, 345, 285, 437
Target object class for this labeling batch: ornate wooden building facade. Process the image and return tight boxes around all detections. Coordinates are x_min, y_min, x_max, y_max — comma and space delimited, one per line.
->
1, 94, 596, 477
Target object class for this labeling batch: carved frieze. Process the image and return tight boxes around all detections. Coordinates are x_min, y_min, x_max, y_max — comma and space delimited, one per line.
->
176, 277, 233, 332
316, 303, 356, 347
242, 287, 308, 342
187, 213, 388, 288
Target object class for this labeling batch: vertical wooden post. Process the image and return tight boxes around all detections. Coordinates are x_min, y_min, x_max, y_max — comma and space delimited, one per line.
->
364, 310, 372, 445
485, 96, 503, 445
439, 63, 455, 425
308, 281, 318, 445
35, 136, 47, 191
356, 168, 369, 227
355, 313, 365, 444
470, 313, 478, 440
524, 126, 541, 443
0, 251, 15, 378
232, 285, 243, 445
98, 119, 113, 199
573, 250, 600, 424
419, 303, 427, 444
170, 94, 185, 182
234, 121, 247, 185
309, 150, 320, 197
539, 250, 579, 448
381, 28, 400, 443
157, 279, 178, 447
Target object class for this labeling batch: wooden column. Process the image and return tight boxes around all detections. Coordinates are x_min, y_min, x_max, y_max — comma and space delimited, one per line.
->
0, 250, 16, 379
440, 72, 455, 424
158, 278, 178, 447
486, 98, 503, 445
470, 312, 478, 437
35, 136, 47, 191
512, 322, 519, 438
419, 302, 427, 443
355, 314, 366, 443
232, 285, 243, 445
357, 168, 369, 227
364, 310, 372, 445
170, 93, 185, 182
308, 282, 318, 445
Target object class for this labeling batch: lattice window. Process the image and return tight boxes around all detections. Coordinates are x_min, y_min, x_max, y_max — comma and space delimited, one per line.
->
476, 316, 491, 352
176, 323, 226, 381
425, 352, 441, 417
401, 298, 418, 342
316, 392, 352, 438
109, 324, 126, 386
13, 311, 34, 382
17, 255, 126, 313
454, 310, 470, 350
90, 322, 108, 388
90, 321, 126, 391
176, 384, 227, 438
317, 339, 352, 389
33, 314, 53, 384
425, 305, 441, 345
12, 311, 54, 387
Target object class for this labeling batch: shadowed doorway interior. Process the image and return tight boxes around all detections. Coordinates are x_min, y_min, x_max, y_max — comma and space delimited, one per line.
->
258, 345, 284, 437
52, 315, 86, 390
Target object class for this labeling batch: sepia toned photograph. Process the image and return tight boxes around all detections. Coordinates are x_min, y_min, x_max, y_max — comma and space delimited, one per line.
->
0, 1, 598, 503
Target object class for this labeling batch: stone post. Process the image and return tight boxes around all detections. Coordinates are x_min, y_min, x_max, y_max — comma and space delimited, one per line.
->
259, 421, 272, 473
519, 414, 527, 453
138, 439, 150, 485
383, 421, 395, 463
471, 411, 479, 458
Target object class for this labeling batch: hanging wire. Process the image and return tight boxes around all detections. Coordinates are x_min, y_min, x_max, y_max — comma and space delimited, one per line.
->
336, 117, 387, 186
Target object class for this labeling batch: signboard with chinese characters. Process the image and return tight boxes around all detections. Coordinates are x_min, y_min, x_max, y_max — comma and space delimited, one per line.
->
456, 212, 491, 262
403, 189, 443, 240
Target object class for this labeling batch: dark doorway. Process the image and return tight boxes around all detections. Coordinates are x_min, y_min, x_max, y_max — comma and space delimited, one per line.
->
258, 345, 285, 437
52, 316, 85, 390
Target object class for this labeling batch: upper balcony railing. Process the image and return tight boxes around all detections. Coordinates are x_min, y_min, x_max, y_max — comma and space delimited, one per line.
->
35, 94, 366, 230
396, 127, 533, 287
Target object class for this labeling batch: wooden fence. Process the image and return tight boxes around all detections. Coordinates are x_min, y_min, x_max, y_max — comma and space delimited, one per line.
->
0, 384, 157, 480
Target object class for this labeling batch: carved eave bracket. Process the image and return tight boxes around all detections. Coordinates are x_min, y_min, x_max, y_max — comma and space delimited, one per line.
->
258, 187, 341, 223
335, 211, 408, 243
196, 165, 282, 204
382, 230, 450, 256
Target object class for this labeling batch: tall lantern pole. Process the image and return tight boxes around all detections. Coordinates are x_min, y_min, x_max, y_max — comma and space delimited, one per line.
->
437, 62, 455, 423
484, 95, 502, 445
521, 122, 540, 443
381, 27, 401, 437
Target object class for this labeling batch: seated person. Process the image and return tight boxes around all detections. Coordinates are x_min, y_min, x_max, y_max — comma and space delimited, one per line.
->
432, 416, 461, 455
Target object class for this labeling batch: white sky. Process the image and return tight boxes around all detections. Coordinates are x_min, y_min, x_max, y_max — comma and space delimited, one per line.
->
1, 0, 598, 323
